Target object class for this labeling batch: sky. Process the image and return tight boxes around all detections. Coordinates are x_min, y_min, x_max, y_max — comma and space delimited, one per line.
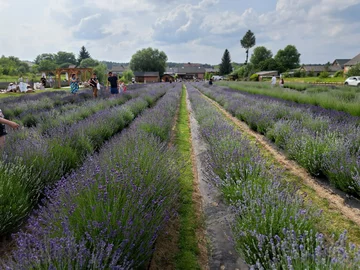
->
0, 0, 360, 65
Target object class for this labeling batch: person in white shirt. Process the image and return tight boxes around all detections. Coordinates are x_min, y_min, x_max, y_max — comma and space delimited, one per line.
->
271, 75, 277, 87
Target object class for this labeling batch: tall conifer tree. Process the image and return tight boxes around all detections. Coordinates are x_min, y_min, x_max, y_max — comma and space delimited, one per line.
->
219, 49, 232, 75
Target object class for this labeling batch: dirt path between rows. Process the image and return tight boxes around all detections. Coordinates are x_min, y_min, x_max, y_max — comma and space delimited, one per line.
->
199, 91, 360, 228
187, 89, 248, 270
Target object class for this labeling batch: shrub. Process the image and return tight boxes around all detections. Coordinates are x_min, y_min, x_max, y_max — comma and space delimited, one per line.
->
249, 73, 259, 81
347, 63, 360, 76
319, 71, 329, 78
334, 70, 344, 77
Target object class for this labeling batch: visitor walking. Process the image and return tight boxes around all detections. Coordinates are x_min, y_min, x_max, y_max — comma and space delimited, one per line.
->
107, 72, 119, 95
209, 78, 213, 85
279, 78, 284, 88
89, 73, 99, 98
0, 109, 20, 148
70, 74, 79, 94
271, 75, 277, 87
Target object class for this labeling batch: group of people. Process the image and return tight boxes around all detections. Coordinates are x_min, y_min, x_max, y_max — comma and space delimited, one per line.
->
69, 72, 127, 97
107, 72, 127, 95
271, 75, 284, 87
1, 71, 131, 147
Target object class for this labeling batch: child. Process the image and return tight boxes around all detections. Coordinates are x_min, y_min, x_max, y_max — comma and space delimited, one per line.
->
0, 109, 20, 148
119, 81, 127, 93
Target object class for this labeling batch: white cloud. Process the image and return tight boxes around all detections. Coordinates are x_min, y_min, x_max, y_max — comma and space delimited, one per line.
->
1, 0, 360, 65
0, 0, 9, 9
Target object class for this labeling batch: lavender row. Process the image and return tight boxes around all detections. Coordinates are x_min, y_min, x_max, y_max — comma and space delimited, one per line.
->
194, 83, 360, 197
1, 90, 94, 121
2, 84, 142, 123
0, 86, 168, 236
3, 84, 183, 269
0, 90, 69, 105
186, 83, 360, 269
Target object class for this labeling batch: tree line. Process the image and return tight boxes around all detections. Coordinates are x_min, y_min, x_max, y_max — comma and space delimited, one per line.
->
218, 30, 301, 78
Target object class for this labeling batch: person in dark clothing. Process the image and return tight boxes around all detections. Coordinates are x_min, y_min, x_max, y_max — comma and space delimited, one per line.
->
40, 76, 47, 88
107, 72, 119, 94
89, 73, 99, 98
209, 78, 213, 85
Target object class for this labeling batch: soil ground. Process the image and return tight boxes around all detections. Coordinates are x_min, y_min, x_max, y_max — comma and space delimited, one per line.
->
186, 88, 248, 270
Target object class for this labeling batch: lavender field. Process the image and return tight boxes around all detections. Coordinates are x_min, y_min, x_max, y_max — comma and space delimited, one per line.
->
1, 83, 360, 269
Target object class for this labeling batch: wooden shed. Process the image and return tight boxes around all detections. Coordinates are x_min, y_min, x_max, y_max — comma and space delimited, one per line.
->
134, 72, 160, 83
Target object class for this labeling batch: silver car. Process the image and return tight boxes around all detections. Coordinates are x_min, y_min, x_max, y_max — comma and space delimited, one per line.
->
344, 76, 360, 86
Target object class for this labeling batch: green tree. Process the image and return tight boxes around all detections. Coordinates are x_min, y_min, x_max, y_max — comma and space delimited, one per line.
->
79, 58, 99, 68
93, 63, 107, 84
347, 63, 360, 76
34, 53, 55, 65
250, 46, 273, 68
78, 46, 91, 65
274, 45, 301, 71
259, 58, 284, 72
130, 47, 168, 76
120, 70, 135, 83
38, 59, 57, 72
231, 63, 255, 80
240, 30, 256, 65
219, 49, 232, 75
55, 51, 76, 66
0, 56, 26, 75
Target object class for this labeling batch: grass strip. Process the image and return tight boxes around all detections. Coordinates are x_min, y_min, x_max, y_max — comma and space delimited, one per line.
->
217, 81, 360, 116
174, 85, 201, 269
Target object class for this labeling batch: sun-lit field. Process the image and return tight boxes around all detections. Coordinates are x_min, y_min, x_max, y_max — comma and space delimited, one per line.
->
1, 82, 360, 269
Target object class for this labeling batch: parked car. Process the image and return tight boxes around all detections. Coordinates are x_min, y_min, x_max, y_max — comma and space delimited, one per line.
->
344, 76, 360, 86
212, 75, 223, 81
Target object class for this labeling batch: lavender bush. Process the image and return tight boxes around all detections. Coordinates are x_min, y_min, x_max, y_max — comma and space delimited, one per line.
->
3, 84, 182, 269
195, 83, 360, 197
186, 83, 360, 269
0, 87, 168, 235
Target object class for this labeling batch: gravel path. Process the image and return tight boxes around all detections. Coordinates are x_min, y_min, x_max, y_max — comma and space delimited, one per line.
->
186, 89, 248, 270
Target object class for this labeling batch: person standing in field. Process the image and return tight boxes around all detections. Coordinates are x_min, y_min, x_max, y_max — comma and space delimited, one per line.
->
107, 72, 119, 95
70, 74, 79, 94
0, 109, 20, 148
40, 76, 47, 89
271, 75, 277, 87
89, 73, 99, 98
279, 78, 284, 88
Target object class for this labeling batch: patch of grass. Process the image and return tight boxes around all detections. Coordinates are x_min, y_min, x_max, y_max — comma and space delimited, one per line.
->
285, 76, 345, 83
174, 86, 201, 270
217, 81, 360, 116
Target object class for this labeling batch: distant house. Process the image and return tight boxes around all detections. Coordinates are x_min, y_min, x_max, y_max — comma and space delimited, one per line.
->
344, 53, 360, 73
111, 65, 128, 77
332, 59, 350, 69
164, 67, 178, 75
256, 71, 278, 78
134, 72, 159, 83
205, 68, 219, 75
300, 65, 341, 76
177, 63, 206, 80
